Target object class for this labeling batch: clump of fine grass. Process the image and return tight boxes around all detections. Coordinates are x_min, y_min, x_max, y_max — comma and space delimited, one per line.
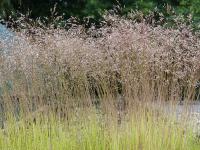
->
1, 13, 200, 107
0, 12, 200, 149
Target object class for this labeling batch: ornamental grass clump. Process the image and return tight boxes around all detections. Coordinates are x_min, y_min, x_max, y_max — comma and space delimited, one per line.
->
0, 12, 200, 149
1, 13, 199, 110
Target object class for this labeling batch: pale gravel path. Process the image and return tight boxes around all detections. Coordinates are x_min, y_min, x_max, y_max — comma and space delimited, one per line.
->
149, 101, 200, 136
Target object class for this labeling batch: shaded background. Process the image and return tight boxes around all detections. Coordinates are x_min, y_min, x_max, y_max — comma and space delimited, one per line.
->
0, 0, 199, 25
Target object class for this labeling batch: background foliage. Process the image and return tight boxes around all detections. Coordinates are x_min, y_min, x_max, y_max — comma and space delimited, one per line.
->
0, 0, 199, 25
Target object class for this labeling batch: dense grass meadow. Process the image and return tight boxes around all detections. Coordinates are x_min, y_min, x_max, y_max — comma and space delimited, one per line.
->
0, 14, 200, 149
